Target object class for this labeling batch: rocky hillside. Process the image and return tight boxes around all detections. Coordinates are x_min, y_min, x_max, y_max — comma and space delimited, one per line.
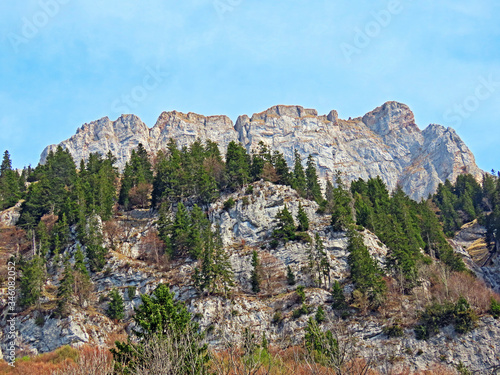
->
40, 102, 483, 200
2, 181, 500, 373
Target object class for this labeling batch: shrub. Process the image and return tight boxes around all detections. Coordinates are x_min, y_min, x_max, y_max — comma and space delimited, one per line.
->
286, 265, 296, 286
296, 285, 306, 304
414, 301, 455, 340
127, 286, 136, 300
245, 185, 254, 195
454, 296, 477, 334
106, 289, 125, 321
295, 232, 312, 243
490, 298, 500, 319
315, 306, 325, 323
272, 311, 282, 324
415, 297, 477, 339
224, 198, 235, 211
383, 323, 404, 338
242, 197, 250, 206
292, 304, 310, 319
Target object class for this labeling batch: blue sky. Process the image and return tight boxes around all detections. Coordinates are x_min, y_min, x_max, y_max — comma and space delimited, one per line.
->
1, 0, 499, 170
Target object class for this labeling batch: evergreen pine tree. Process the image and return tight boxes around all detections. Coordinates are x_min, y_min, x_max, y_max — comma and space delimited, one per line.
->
251, 250, 261, 293
347, 227, 386, 307
225, 141, 251, 190
331, 280, 347, 310
286, 265, 296, 285
330, 174, 354, 231
112, 284, 210, 374
0, 150, 22, 210
305, 155, 322, 203
296, 203, 309, 232
273, 205, 296, 242
292, 150, 306, 196
57, 259, 75, 317
19, 256, 45, 308
314, 233, 330, 288
84, 215, 107, 272
107, 288, 125, 321
170, 202, 191, 258
272, 150, 292, 186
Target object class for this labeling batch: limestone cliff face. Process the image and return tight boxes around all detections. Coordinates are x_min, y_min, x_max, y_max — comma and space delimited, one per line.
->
40, 102, 483, 200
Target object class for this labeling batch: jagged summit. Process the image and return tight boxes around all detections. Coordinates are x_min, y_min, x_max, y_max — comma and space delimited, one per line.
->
40, 102, 483, 200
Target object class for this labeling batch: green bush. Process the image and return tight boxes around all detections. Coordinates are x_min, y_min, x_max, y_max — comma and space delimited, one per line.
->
295, 231, 312, 243
242, 197, 250, 206
490, 298, 500, 319
272, 311, 282, 324
286, 265, 296, 285
292, 304, 310, 319
296, 285, 306, 304
415, 297, 477, 340
245, 185, 254, 195
414, 301, 455, 340
315, 305, 325, 323
107, 288, 125, 321
454, 296, 477, 334
127, 286, 137, 300
383, 323, 404, 338
224, 198, 235, 211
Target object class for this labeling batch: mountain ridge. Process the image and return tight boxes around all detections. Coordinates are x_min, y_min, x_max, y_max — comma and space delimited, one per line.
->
40, 101, 484, 200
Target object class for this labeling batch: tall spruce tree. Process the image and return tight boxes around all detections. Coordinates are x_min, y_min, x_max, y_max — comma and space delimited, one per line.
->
57, 259, 75, 317
305, 155, 322, 203
273, 205, 296, 242
297, 203, 310, 232
292, 150, 306, 196
251, 250, 261, 293
346, 227, 386, 307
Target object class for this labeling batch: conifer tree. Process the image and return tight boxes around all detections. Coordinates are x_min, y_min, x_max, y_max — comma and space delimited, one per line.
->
346, 227, 386, 307
331, 280, 347, 310
84, 215, 107, 272
314, 233, 330, 288
273, 205, 296, 242
272, 150, 292, 186
19, 256, 46, 308
74, 245, 89, 276
330, 174, 354, 232
193, 227, 233, 296
170, 202, 191, 258
107, 288, 125, 321
251, 250, 261, 293
74, 246, 93, 307
0, 150, 21, 210
157, 202, 172, 252
292, 150, 306, 196
57, 259, 75, 317
286, 265, 296, 285
225, 141, 251, 190
305, 155, 322, 203
188, 204, 210, 259
296, 202, 309, 232
36, 220, 50, 258
112, 284, 210, 374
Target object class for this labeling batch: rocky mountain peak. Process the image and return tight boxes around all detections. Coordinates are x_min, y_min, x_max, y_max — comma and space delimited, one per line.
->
39, 102, 484, 200
250, 105, 318, 122
362, 101, 419, 136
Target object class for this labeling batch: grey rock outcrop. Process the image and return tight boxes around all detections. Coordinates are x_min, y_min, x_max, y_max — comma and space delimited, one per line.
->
40, 102, 483, 200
